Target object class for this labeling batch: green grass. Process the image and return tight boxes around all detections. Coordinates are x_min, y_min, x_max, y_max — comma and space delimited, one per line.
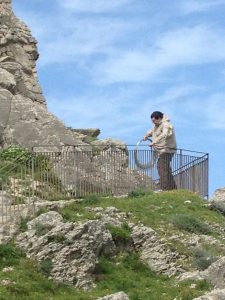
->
0, 247, 212, 300
58, 189, 225, 270
1, 190, 225, 299
171, 214, 211, 235
59, 190, 225, 232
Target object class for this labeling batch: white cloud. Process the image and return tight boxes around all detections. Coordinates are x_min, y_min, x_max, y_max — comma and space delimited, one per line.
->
181, 0, 225, 13
36, 16, 140, 66
202, 94, 225, 129
57, 0, 133, 13
93, 25, 225, 84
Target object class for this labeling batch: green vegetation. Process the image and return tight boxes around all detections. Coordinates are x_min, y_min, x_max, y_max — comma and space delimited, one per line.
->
107, 222, 132, 248
1, 190, 225, 299
59, 189, 225, 232
0, 146, 71, 201
191, 247, 217, 270
0, 245, 211, 300
171, 214, 211, 235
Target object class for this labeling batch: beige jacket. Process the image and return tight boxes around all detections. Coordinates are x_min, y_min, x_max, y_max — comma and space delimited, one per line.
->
146, 115, 177, 154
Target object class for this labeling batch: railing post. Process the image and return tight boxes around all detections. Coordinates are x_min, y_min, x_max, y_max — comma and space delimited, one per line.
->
179, 149, 182, 189
31, 150, 35, 214
73, 146, 77, 198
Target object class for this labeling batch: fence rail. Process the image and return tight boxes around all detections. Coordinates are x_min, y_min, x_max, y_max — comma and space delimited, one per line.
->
0, 146, 209, 225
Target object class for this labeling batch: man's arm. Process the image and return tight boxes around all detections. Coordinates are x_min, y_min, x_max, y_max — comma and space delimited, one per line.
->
143, 129, 153, 141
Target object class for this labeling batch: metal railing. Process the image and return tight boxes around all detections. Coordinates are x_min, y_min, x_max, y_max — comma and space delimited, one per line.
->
0, 145, 208, 225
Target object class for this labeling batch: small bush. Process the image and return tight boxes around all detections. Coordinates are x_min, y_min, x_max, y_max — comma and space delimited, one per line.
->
47, 233, 66, 244
107, 222, 132, 245
0, 243, 25, 269
20, 216, 32, 232
128, 187, 153, 198
39, 258, 53, 276
171, 214, 211, 235
35, 222, 52, 236
82, 194, 101, 205
192, 247, 216, 270
0, 147, 32, 163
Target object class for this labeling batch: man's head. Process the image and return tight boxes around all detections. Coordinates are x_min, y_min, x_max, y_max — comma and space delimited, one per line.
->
151, 111, 163, 125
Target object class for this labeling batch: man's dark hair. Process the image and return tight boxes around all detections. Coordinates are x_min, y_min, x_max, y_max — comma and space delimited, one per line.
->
151, 111, 164, 119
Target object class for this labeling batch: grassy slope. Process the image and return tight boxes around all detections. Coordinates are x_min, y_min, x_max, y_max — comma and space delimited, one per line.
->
1, 190, 224, 300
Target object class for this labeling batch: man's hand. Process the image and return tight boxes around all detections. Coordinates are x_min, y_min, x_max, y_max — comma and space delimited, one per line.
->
143, 135, 148, 141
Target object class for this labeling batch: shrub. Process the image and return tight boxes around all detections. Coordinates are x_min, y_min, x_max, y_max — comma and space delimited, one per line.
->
128, 187, 153, 198
39, 258, 53, 276
0, 146, 32, 163
0, 243, 25, 269
107, 223, 132, 250
171, 214, 211, 235
192, 247, 217, 270
35, 222, 52, 236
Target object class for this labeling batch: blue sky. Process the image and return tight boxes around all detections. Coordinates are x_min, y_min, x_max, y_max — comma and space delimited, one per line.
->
12, 0, 225, 196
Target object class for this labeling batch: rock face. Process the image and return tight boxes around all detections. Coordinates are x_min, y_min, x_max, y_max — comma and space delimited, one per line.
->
16, 207, 184, 289
0, 0, 147, 198
16, 211, 116, 290
0, 0, 89, 148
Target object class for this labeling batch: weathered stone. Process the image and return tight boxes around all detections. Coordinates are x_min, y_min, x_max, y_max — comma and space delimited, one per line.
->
210, 187, 225, 203
208, 187, 225, 218
69, 128, 101, 138
0, 67, 16, 91
179, 256, 225, 290
16, 211, 116, 290
202, 257, 225, 289
131, 224, 183, 276
193, 288, 225, 300
97, 292, 129, 300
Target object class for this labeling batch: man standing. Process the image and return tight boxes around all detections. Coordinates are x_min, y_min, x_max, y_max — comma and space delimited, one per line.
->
143, 111, 177, 191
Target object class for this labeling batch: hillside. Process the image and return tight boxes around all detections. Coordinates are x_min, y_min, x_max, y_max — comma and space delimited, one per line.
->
1, 189, 225, 300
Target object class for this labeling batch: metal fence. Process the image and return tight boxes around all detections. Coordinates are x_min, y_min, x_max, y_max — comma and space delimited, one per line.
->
0, 145, 208, 224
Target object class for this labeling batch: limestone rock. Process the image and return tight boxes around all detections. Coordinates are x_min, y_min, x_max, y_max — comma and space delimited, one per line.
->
208, 188, 225, 216
97, 292, 129, 300
0, 67, 16, 91
0, 0, 89, 148
0, 0, 144, 200
16, 211, 116, 290
202, 256, 225, 289
179, 256, 225, 289
131, 224, 183, 276
70, 128, 101, 138
210, 187, 225, 203
193, 288, 225, 300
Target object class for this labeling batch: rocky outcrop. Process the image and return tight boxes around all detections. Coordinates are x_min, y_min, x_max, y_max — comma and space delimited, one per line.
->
15, 206, 184, 289
0, 0, 87, 148
16, 211, 116, 290
208, 188, 225, 216
0, 0, 147, 200
131, 224, 183, 276
179, 256, 225, 289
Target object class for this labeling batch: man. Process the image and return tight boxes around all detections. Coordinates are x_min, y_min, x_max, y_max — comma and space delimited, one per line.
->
143, 111, 177, 191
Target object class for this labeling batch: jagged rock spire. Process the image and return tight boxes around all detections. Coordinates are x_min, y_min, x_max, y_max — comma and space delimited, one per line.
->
0, 0, 85, 148
0, 0, 44, 104
0, 0, 12, 15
